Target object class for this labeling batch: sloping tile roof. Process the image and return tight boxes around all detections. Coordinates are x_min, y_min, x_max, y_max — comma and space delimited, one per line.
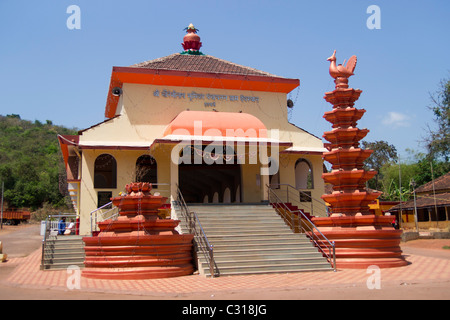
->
389, 192, 450, 211
130, 53, 284, 78
388, 172, 450, 211
415, 171, 450, 194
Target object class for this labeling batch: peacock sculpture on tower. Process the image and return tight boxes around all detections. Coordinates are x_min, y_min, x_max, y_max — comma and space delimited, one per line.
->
327, 50, 357, 89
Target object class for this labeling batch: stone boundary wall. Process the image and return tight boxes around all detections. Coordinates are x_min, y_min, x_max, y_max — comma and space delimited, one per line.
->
402, 231, 450, 242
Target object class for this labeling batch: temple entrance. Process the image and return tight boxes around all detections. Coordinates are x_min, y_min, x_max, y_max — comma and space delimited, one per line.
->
179, 163, 242, 203
178, 145, 242, 203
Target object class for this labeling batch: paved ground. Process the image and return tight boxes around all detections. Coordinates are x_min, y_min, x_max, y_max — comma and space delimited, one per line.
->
0, 224, 449, 301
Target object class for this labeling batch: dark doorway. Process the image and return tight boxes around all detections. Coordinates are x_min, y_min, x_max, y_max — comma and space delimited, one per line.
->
178, 145, 241, 203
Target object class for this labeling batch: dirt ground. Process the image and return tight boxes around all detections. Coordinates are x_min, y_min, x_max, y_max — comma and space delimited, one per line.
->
0, 223, 43, 257
0, 223, 449, 301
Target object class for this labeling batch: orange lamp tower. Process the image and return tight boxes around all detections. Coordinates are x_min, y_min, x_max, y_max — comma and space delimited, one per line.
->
312, 50, 408, 269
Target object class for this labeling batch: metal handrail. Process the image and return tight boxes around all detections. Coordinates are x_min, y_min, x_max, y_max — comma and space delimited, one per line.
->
89, 201, 119, 235
175, 185, 218, 277
88, 183, 172, 235
267, 185, 336, 271
271, 183, 329, 217
40, 213, 80, 269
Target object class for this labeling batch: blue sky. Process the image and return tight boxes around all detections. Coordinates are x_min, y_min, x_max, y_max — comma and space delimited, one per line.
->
0, 0, 449, 159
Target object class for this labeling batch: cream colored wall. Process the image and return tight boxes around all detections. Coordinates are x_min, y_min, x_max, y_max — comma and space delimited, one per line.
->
275, 153, 327, 217
80, 84, 323, 150
121, 84, 290, 129
241, 163, 263, 203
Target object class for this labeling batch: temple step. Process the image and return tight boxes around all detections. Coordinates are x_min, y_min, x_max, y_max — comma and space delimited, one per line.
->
40, 236, 85, 270
175, 203, 333, 277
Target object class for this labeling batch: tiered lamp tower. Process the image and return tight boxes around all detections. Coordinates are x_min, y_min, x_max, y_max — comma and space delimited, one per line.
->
312, 50, 408, 269
82, 182, 194, 279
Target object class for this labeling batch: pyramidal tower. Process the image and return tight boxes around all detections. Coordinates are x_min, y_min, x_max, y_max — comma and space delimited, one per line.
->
312, 50, 408, 269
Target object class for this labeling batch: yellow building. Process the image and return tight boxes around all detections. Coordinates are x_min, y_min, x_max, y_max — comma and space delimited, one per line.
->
58, 26, 327, 235
388, 172, 450, 230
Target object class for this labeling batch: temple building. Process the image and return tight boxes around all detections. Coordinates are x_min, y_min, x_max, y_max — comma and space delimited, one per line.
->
58, 25, 327, 235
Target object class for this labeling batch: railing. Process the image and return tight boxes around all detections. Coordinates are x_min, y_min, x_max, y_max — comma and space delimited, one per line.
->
267, 185, 336, 271
175, 185, 218, 277
270, 183, 329, 217
88, 183, 171, 235
89, 202, 119, 235
40, 213, 79, 269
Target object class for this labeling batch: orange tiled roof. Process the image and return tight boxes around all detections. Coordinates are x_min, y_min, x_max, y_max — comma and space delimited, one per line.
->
415, 171, 450, 194
130, 53, 284, 78
389, 192, 450, 211
105, 54, 299, 118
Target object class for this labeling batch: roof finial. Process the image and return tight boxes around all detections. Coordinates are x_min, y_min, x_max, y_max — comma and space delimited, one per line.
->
181, 23, 204, 55
184, 23, 199, 33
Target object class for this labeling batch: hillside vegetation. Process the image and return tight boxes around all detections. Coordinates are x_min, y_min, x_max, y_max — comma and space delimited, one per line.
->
0, 114, 78, 210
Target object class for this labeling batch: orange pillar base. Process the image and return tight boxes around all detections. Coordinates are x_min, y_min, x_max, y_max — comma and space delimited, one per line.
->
312, 215, 408, 269
82, 265, 194, 280
82, 182, 195, 280
82, 232, 195, 280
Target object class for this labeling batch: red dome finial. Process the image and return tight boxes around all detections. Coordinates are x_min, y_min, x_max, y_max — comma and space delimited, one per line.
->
181, 23, 203, 55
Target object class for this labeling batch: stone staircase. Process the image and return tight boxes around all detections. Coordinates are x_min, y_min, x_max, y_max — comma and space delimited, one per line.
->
41, 235, 85, 270
176, 204, 333, 277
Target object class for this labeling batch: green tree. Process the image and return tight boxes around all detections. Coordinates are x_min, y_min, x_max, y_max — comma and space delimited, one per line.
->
424, 77, 450, 161
362, 140, 398, 190
380, 162, 415, 201
0, 114, 77, 209
379, 150, 449, 201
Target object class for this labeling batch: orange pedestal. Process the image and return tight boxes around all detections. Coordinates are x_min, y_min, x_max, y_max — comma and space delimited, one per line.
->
315, 51, 407, 269
312, 215, 407, 268
82, 182, 194, 279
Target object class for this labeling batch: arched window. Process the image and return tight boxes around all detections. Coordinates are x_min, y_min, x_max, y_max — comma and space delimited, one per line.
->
94, 154, 117, 188
136, 155, 157, 187
295, 158, 313, 189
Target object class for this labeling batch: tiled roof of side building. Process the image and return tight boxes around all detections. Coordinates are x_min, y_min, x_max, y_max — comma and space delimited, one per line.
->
389, 192, 450, 211
415, 171, 450, 194
130, 53, 286, 78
